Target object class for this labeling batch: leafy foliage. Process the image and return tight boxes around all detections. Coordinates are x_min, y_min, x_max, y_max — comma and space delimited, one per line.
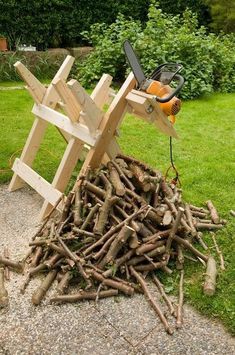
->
0, 0, 150, 49
206, 0, 235, 33
77, 15, 143, 85
158, 0, 211, 27
77, 4, 235, 99
0, 0, 212, 50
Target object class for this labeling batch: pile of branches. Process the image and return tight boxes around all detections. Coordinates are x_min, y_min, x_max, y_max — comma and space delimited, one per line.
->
0, 154, 226, 334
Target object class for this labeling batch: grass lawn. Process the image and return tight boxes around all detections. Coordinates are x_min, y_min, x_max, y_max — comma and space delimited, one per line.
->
0, 84, 235, 334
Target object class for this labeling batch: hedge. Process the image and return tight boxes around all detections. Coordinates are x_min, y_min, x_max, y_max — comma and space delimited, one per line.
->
76, 5, 235, 99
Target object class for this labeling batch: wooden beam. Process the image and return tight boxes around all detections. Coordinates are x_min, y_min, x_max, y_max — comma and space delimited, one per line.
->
9, 56, 74, 192
131, 90, 178, 138
90, 74, 113, 108
126, 91, 151, 117
106, 138, 121, 159
77, 72, 136, 176
52, 78, 81, 123
32, 104, 98, 146
8, 118, 49, 191
42, 55, 75, 109
14, 61, 46, 104
38, 138, 84, 220
68, 79, 103, 134
39, 74, 114, 219
12, 159, 62, 206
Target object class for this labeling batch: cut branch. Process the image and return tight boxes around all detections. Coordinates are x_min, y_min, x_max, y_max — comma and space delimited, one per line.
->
130, 266, 173, 334
152, 273, 175, 316
211, 233, 225, 271
203, 256, 217, 296
51, 289, 118, 303
176, 270, 184, 328
206, 200, 220, 224
32, 269, 57, 305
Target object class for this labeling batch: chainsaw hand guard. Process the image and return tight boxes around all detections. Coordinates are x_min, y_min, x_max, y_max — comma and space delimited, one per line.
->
152, 74, 184, 103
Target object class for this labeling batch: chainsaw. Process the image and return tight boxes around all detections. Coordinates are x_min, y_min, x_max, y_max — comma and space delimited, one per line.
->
123, 40, 185, 123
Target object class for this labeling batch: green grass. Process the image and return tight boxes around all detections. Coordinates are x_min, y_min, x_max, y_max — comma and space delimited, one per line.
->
0, 81, 24, 87
0, 85, 235, 333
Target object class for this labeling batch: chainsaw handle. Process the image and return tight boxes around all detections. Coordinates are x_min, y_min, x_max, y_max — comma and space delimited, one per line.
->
154, 74, 184, 103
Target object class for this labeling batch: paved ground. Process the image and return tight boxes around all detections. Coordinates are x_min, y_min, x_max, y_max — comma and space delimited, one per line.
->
0, 185, 234, 355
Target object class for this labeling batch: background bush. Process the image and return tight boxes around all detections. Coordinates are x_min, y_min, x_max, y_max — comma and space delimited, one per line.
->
0, 0, 150, 50
77, 5, 235, 99
0, 0, 212, 50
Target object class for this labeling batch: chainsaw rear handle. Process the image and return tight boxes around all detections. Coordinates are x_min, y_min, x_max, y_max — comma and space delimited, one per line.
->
154, 74, 184, 103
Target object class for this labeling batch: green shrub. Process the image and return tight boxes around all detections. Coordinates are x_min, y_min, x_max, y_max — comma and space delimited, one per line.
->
0, 1, 211, 50
77, 15, 143, 86
77, 4, 235, 99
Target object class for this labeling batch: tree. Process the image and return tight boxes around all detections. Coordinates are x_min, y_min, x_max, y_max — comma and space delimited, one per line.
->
206, 0, 235, 33
158, 0, 211, 27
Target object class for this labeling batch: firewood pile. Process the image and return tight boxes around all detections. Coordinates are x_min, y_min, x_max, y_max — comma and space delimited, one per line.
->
0, 154, 226, 334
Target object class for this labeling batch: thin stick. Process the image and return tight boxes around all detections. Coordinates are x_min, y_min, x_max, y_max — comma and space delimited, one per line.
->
90, 270, 134, 296
74, 186, 83, 226
81, 203, 101, 230
95, 283, 103, 304
196, 223, 223, 230
58, 237, 89, 283
33, 195, 63, 239
196, 232, 208, 250
165, 207, 184, 261
172, 235, 209, 262
152, 273, 176, 317
211, 233, 225, 271
56, 272, 72, 295
176, 270, 184, 328
130, 266, 173, 334
51, 289, 118, 303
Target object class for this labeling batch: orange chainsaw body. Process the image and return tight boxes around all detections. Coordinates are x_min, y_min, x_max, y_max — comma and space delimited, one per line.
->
146, 80, 181, 121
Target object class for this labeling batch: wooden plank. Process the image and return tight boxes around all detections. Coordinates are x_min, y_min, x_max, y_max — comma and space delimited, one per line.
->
12, 159, 62, 206
126, 91, 150, 116
77, 72, 136, 175
130, 90, 178, 138
39, 74, 115, 218
8, 118, 48, 191
53, 56, 75, 82
32, 104, 98, 146
9, 56, 74, 191
39, 138, 84, 220
106, 138, 121, 159
41, 55, 75, 140
68, 79, 103, 134
106, 88, 116, 105
90, 74, 113, 108
53, 77, 81, 122
43, 56, 75, 109
14, 62, 46, 104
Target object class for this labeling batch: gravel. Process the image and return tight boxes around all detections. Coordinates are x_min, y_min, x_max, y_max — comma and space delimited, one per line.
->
0, 184, 234, 355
